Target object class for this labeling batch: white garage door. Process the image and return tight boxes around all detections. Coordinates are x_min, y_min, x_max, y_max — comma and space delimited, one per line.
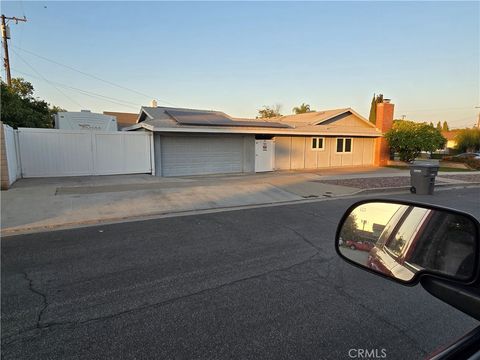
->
161, 136, 244, 176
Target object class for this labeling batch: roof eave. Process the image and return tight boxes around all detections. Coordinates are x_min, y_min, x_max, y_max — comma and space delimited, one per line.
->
141, 126, 381, 137
313, 108, 377, 128
136, 107, 155, 123
122, 122, 155, 132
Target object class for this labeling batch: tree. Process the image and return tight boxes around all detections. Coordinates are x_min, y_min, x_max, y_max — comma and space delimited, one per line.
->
368, 93, 383, 124
1, 78, 64, 128
436, 121, 442, 131
455, 128, 480, 152
385, 121, 447, 162
292, 103, 313, 114
257, 104, 282, 119
340, 212, 358, 241
442, 121, 449, 131
49, 105, 67, 117
10, 77, 34, 99
429, 122, 434, 128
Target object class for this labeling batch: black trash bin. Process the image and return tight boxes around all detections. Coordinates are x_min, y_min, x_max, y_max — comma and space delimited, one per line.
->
409, 160, 440, 195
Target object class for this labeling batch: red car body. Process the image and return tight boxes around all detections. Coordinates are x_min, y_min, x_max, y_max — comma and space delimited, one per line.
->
345, 240, 374, 252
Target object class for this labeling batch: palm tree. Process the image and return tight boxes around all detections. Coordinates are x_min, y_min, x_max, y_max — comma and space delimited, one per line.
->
292, 103, 312, 114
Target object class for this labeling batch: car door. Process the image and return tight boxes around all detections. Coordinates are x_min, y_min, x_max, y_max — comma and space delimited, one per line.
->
383, 207, 431, 280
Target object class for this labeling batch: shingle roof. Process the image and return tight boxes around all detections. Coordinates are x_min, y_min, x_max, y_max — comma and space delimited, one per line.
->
164, 108, 290, 128
138, 106, 289, 128
442, 130, 461, 140
140, 106, 230, 122
266, 108, 350, 124
124, 106, 381, 137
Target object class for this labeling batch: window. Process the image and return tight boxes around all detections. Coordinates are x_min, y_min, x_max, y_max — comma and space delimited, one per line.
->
386, 207, 429, 257
377, 205, 409, 246
336, 138, 343, 152
407, 212, 476, 278
336, 138, 353, 153
345, 138, 352, 152
311, 137, 324, 150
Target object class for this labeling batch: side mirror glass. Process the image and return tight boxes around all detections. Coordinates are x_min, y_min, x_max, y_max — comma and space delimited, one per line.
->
336, 200, 479, 284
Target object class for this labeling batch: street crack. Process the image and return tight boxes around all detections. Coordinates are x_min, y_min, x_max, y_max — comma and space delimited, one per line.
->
2, 272, 50, 346
23, 271, 49, 329
279, 223, 322, 253
14, 253, 319, 332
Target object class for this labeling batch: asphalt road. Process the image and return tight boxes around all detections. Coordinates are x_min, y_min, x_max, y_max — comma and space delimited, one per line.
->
2, 187, 480, 360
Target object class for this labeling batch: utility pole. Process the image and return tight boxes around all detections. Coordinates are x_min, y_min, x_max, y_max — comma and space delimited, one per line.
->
1, 14, 27, 86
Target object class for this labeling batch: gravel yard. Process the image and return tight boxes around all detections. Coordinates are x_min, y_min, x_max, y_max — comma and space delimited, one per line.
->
438, 174, 480, 183
316, 176, 418, 189
313, 176, 474, 189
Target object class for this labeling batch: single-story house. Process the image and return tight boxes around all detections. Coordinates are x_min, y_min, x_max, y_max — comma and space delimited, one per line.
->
441, 130, 461, 153
124, 104, 391, 177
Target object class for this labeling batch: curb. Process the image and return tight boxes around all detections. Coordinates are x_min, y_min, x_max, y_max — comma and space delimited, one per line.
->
2, 183, 479, 237
355, 181, 480, 195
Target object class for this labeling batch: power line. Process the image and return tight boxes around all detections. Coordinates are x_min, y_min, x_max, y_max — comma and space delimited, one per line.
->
12, 67, 139, 108
12, 45, 178, 106
398, 107, 475, 113
12, 48, 84, 108
448, 115, 478, 124
12, 67, 140, 110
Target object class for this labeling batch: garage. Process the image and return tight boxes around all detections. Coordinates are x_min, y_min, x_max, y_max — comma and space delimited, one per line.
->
159, 135, 251, 176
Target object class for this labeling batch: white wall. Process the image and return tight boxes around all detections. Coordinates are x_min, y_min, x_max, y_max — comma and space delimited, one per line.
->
17, 128, 153, 177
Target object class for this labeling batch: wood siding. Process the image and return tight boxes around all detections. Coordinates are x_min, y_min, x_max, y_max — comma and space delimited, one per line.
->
274, 136, 375, 170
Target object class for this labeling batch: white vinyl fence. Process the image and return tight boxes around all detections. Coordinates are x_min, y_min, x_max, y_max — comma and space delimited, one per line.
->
3, 124, 21, 185
17, 128, 153, 177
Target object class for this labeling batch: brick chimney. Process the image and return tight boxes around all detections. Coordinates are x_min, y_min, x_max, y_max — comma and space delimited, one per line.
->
374, 99, 395, 166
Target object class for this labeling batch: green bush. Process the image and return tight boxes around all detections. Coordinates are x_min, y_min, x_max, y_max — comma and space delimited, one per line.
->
455, 128, 480, 152
385, 121, 446, 162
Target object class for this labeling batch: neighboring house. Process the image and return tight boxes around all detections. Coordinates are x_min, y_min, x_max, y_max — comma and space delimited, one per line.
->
441, 130, 461, 153
125, 103, 392, 177
103, 111, 139, 129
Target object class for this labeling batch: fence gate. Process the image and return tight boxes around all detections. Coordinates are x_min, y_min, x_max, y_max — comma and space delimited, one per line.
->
17, 128, 153, 177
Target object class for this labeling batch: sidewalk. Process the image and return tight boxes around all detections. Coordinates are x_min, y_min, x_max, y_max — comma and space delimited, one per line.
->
2, 167, 479, 235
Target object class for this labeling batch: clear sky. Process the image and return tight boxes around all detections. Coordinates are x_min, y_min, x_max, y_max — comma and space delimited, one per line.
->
2, 1, 479, 127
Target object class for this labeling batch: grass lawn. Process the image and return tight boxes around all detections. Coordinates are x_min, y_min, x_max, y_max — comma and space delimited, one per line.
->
386, 165, 474, 172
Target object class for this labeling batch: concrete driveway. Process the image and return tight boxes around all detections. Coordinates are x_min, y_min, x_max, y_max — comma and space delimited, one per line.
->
1, 167, 479, 234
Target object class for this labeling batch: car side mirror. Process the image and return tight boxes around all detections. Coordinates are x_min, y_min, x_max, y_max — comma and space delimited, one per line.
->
336, 200, 480, 285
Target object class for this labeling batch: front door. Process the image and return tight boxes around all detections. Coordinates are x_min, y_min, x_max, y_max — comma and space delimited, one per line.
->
255, 140, 274, 172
